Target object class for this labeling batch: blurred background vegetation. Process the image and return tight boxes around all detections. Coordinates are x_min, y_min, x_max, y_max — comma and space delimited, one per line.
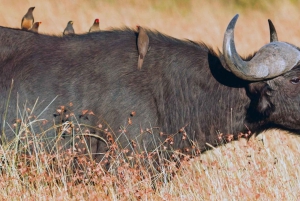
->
225, 0, 290, 10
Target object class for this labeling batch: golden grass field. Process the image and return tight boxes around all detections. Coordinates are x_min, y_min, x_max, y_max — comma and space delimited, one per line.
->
1, 0, 300, 200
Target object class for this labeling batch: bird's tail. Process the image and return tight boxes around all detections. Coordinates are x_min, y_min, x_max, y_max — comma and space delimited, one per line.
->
138, 55, 144, 70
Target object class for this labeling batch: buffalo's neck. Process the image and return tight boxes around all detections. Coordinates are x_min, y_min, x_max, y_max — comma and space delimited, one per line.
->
153, 50, 251, 149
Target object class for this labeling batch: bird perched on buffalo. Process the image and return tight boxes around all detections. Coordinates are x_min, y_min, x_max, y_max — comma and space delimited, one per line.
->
29, 22, 41, 33
21, 7, 35, 30
89, 19, 100, 32
63, 21, 75, 35
137, 26, 149, 70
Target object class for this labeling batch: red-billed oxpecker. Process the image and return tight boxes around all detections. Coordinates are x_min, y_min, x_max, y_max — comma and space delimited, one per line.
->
89, 19, 100, 32
29, 22, 41, 33
63, 21, 75, 36
137, 25, 149, 70
21, 7, 35, 30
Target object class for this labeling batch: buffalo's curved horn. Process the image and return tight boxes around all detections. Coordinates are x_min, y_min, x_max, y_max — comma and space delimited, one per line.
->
268, 19, 278, 42
223, 14, 300, 81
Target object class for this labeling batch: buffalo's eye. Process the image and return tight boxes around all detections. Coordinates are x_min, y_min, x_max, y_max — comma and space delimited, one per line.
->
290, 77, 300, 84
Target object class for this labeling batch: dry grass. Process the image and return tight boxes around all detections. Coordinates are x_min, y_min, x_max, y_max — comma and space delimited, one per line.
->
2, 113, 300, 200
1, 0, 300, 200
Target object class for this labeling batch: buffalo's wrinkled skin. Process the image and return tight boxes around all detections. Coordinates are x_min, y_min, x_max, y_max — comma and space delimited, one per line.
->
1, 18, 300, 159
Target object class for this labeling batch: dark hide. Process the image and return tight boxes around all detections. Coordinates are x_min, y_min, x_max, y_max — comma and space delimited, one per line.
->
1, 26, 300, 159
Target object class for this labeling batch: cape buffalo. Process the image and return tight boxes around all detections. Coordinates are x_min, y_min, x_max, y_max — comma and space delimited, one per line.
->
1, 14, 300, 159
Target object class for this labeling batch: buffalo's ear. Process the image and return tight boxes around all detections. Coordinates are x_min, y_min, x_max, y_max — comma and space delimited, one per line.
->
247, 82, 274, 117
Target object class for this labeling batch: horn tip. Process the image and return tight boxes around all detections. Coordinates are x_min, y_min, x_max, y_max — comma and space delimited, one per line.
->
268, 19, 273, 25
227, 14, 239, 31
